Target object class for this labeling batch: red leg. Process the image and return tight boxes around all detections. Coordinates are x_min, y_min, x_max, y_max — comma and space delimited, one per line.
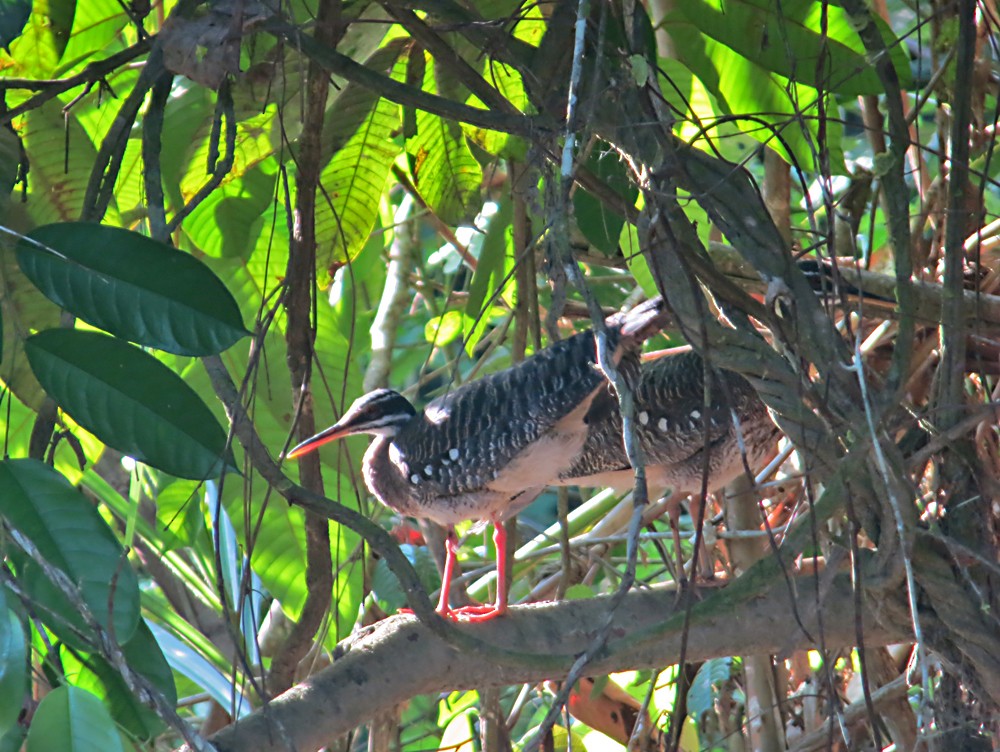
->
400, 521, 510, 622
436, 529, 460, 615
452, 518, 508, 622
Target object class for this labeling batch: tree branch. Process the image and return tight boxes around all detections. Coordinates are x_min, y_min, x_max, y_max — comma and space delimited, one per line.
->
205, 573, 910, 752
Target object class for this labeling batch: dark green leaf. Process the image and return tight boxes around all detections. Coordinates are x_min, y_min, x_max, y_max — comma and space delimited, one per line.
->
0, 459, 141, 649
0, 0, 30, 50
25, 329, 235, 479
0, 588, 26, 737
18, 223, 249, 356
372, 544, 440, 613
573, 144, 639, 255
26, 685, 124, 752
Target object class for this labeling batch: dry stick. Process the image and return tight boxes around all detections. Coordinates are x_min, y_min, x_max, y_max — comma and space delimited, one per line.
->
527, 1, 653, 747
365, 194, 417, 392
936, 0, 976, 428
265, 17, 548, 137
787, 676, 910, 752
269, 0, 341, 695
0, 39, 152, 126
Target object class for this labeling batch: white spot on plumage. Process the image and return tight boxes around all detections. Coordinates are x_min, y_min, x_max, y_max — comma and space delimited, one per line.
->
424, 465, 434, 477
449, 447, 460, 461
410, 474, 421, 484
691, 410, 701, 420
658, 418, 668, 432
639, 411, 649, 425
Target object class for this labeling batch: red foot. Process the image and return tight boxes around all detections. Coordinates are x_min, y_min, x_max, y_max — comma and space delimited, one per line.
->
396, 603, 506, 622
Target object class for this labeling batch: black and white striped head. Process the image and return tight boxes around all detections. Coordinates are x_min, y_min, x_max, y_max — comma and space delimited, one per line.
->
285, 389, 416, 459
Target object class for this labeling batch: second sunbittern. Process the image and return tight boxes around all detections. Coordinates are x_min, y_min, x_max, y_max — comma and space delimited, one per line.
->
286, 298, 670, 621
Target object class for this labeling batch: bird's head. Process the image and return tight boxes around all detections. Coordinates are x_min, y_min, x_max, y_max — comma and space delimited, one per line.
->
285, 389, 416, 459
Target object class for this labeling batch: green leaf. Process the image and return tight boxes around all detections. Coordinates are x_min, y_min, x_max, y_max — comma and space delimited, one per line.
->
0, 0, 30, 51
62, 619, 177, 741
25, 329, 235, 480
18, 223, 249, 356
0, 243, 61, 410
0, 459, 141, 649
26, 685, 124, 752
183, 159, 281, 260
315, 41, 404, 277
372, 544, 440, 613
155, 480, 205, 549
17, 101, 112, 226
0, 588, 26, 737
56, 0, 127, 73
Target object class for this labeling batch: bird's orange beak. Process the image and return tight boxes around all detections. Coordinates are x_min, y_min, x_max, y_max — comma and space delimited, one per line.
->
285, 424, 350, 460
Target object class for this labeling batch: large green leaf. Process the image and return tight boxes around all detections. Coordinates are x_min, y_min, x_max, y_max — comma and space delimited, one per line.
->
314, 41, 404, 277
664, 18, 845, 173
672, 0, 911, 97
0, 241, 61, 410
25, 685, 124, 752
463, 197, 513, 354
25, 329, 235, 480
410, 56, 483, 226
56, 0, 127, 74
18, 101, 107, 226
19, 223, 249, 356
0, 459, 141, 649
0, 588, 26, 737
183, 159, 281, 260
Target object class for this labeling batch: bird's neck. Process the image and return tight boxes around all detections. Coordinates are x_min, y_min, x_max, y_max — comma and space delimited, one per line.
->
362, 435, 420, 518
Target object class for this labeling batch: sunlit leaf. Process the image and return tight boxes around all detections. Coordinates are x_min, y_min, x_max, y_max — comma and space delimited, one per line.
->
62, 619, 177, 741
56, 0, 127, 73
315, 41, 404, 277
671, 0, 911, 97
663, 18, 845, 172
410, 56, 483, 226
425, 309, 465, 346
25, 329, 235, 480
